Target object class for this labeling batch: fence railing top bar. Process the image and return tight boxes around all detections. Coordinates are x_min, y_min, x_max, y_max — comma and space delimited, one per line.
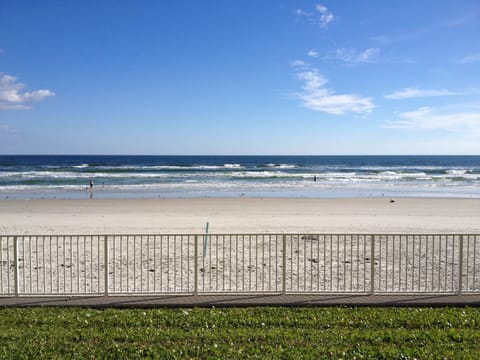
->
2, 232, 480, 238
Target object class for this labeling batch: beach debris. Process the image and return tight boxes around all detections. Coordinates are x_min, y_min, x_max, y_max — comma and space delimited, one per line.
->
390, 199, 395, 203
308, 258, 318, 263
302, 235, 319, 241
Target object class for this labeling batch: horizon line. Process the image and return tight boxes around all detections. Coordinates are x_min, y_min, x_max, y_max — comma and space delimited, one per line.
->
1, 154, 480, 157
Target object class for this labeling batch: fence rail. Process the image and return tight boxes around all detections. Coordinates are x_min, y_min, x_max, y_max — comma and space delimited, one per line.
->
1, 234, 479, 296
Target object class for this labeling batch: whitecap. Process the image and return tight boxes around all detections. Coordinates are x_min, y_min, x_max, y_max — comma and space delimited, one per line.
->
264, 163, 297, 169
447, 169, 468, 176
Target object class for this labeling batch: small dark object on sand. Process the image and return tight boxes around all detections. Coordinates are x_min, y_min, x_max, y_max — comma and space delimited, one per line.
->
390, 199, 395, 203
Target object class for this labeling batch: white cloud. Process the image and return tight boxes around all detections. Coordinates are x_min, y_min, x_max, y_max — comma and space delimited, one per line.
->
290, 59, 307, 68
0, 73, 55, 110
307, 50, 319, 58
292, 64, 374, 115
295, 4, 334, 28
385, 106, 480, 132
315, 4, 334, 28
385, 87, 460, 100
327, 48, 380, 64
457, 53, 480, 64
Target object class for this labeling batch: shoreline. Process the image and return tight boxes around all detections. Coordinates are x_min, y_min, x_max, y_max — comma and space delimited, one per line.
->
1, 197, 479, 235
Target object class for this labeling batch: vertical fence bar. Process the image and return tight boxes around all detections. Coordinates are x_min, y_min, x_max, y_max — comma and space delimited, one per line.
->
104, 235, 109, 296
474, 235, 478, 292
282, 234, 286, 295
194, 235, 198, 295
0, 237, 3, 295
458, 235, 464, 295
14, 236, 19, 297
370, 235, 375, 294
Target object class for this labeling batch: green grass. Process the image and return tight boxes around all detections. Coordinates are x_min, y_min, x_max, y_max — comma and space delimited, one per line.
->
0, 307, 479, 359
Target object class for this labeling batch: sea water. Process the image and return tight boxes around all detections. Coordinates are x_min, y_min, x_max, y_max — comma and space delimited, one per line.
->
0, 155, 479, 199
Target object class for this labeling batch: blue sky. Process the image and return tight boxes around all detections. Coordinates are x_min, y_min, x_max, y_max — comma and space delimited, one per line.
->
0, 0, 479, 155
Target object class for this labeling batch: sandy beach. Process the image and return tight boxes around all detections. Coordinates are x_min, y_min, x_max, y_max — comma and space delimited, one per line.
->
1, 197, 479, 235
1, 197, 479, 295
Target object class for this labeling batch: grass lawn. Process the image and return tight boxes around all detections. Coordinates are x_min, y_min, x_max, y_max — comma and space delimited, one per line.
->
0, 306, 479, 359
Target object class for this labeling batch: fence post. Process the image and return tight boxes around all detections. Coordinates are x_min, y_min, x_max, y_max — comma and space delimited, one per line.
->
458, 235, 464, 295
14, 236, 19, 297
370, 235, 375, 295
282, 234, 287, 295
194, 235, 198, 295
104, 235, 109, 296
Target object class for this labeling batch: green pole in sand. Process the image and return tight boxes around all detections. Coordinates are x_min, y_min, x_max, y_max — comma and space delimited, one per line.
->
203, 222, 209, 257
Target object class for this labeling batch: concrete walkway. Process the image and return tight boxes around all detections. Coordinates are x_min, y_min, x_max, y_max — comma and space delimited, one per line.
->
1, 294, 479, 308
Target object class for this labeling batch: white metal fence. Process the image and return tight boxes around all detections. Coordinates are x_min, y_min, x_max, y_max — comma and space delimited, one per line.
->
0, 234, 479, 296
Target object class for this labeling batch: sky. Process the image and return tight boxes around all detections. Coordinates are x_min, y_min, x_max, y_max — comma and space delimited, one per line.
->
0, 0, 479, 155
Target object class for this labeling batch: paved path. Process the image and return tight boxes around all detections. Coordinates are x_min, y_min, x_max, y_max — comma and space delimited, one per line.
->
1, 294, 479, 308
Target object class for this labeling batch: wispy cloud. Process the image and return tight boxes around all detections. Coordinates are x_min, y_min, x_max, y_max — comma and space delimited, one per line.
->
441, 13, 477, 28
290, 59, 307, 68
292, 62, 374, 115
457, 53, 480, 64
307, 50, 319, 58
295, 4, 334, 28
0, 123, 16, 134
385, 106, 480, 133
385, 87, 460, 100
295, 9, 311, 17
315, 4, 334, 28
371, 12, 476, 46
0, 73, 55, 110
370, 35, 394, 44
326, 48, 380, 64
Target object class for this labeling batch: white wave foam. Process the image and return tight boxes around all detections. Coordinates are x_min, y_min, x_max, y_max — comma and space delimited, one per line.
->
73, 164, 245, 171
447, 169, 468, 176
0, 171, 170, 179
265, 163, 297, 168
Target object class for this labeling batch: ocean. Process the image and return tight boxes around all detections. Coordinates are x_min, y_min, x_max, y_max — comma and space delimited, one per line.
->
0, 155, 479, 199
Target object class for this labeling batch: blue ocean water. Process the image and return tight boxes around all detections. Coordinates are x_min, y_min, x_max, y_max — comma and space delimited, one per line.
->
0, 155, 479, 199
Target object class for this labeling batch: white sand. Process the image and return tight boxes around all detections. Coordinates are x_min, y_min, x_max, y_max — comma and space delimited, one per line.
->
0, 197, 479, 235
